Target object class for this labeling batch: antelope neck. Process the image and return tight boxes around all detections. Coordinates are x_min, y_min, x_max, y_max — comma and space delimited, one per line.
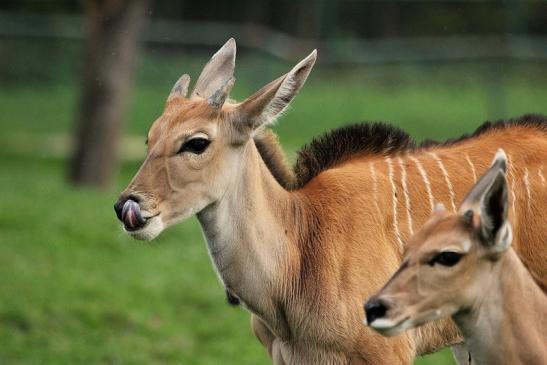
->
196, 140, 300, 336
453, 249, 547, 365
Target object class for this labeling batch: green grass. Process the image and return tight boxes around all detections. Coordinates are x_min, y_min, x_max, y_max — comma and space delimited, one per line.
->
1, 48, 546, 364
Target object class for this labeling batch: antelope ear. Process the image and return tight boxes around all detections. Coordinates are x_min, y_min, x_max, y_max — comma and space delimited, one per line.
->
191, 38, 236, 100
459, 149, 511, 253
460, 149, 508, 211
480, 169, 512, 252
231, 50, 317, 137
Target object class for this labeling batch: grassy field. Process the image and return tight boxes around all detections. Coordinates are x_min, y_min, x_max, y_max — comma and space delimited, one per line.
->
1, 46, 546, 364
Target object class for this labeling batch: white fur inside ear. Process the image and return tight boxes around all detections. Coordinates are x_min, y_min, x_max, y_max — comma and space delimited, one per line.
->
492, 149, 507, 166
261, 50, 316, 126
490, 148, 508, 173
261, 73, 297, 126
492, 223, 512, 253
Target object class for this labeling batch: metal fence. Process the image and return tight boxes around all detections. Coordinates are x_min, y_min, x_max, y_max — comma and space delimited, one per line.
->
1, 11, 547, 64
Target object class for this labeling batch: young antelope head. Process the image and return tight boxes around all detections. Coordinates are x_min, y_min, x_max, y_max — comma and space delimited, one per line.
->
364, 149, 512, 336
113, 38, 316, 240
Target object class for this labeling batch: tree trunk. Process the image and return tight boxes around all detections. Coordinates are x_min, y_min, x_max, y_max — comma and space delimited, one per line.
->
69, 0, 148, 188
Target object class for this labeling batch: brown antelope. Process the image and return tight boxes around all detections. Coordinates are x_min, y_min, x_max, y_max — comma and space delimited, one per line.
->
364, 150, 547, 365
114, 38, 547, 364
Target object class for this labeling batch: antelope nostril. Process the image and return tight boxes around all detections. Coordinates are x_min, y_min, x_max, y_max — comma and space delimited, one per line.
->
114, 200, 125, 221
364, 299, 389, 325
127, 194, 141, 203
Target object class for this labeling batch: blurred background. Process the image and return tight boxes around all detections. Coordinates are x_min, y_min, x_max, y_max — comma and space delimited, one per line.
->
1, 1, 546, 364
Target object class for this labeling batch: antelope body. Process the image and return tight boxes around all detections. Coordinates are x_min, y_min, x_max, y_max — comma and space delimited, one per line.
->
114, 39, 547, 364
365, 151, 547, 365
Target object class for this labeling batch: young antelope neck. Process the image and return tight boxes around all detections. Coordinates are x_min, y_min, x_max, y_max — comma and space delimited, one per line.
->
454, 249, 547, 365
196, 139, 301, 338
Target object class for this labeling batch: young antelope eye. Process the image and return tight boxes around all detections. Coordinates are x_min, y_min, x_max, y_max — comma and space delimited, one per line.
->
178, 138, 210, 155
429, 251, 463, 267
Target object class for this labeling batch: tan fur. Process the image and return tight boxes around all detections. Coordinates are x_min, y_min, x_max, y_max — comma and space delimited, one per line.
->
117, 41, 546, 364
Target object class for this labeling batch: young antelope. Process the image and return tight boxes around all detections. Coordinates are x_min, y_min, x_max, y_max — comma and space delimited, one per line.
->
364, 150, 547, 365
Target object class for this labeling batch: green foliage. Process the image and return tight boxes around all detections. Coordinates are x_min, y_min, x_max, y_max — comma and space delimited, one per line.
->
1, 49, 546, 364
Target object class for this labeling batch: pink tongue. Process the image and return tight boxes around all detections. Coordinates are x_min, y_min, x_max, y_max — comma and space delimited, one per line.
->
126, 207, 138, 228
122, 200, 142, 229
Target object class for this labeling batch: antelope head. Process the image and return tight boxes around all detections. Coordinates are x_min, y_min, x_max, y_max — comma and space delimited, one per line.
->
364, 150, 512, 336
114, 38, 317, 240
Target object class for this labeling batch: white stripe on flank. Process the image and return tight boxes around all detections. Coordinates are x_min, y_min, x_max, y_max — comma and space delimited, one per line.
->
464, 153, 477, 182
506, 154, 517, 218
369, 161, 382, 218
524, 168, 531, 209
397, 157, 413, 235
409, 156, 435, 213
428, 152, 457, 211
386, 157, 404, 250
538, 166, 546, 187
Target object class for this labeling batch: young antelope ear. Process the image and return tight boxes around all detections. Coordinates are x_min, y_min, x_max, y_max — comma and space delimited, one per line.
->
459, 150, 511, 253
460, 149, 508, 211
490, 148, 508, 173
231, 50, 317, 138
480, 170, 512, 252
191, 38, 237, 104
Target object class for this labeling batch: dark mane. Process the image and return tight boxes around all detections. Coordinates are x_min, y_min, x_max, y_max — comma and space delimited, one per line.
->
421, 113, 547, 147
253, 129, 296, 188
292, 123, 414, 188
255, 114, 547, 190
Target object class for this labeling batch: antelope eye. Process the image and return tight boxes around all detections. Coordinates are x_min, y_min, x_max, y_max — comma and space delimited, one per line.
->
429, 251, 463, 267
178, 138, 210, 155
